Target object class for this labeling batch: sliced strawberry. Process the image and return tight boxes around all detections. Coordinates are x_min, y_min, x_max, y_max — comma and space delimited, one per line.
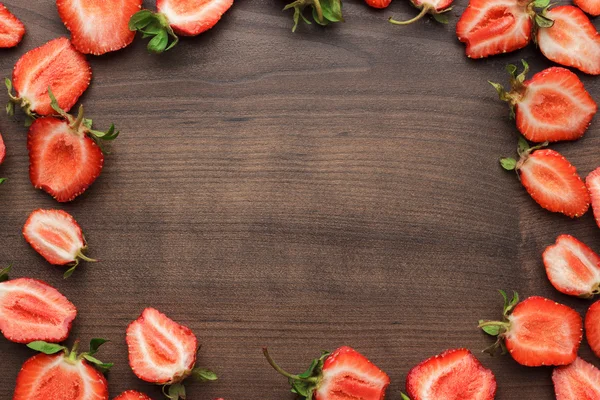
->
264, 346, 390, 400
126, 308, 216, 398
0, 267, 76, 343
537, 6, 600, 75
585, 300, 600, 358
491, 61, 597, 143
404, 349, 496, 400
479, 292, 582, 366
27, 90, 118, 203
365, 0, 392, 9
500, 139, 590, 218
574, 0, 600, 16
0, 131, 5, 165
552, 357, 600, 400
0, 3, 25, 48
114, 391, 153, 400
389, 0, 453, 25
543, 235, 600, 298
129, 0, 233, 53
587, 167, 600, 228
456, 0, 533, 58
23, 209, 96, 278
7, 37, 91, 118
14, 340, 111, 400
57, 0, 142, 55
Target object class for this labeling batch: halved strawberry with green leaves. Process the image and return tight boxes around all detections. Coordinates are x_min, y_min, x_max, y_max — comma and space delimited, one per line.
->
587, 167, 600, 229
543, 235, 600, 298
264, 346, 390, 399
6, 37, 91, 120
479, 291, 582, 366
27, 89, 118, 203
128, 0, 233, 53
281, 0, 343, 32
537, 5, 600, 75
0, 266, 77, 343
23, 209, 96, 278
389, 0, 453, 25
490, 60, 597, 143
402, 349, 496, 400
13, 339, 111, 400
500, 138, 590, 218
585, 300, 600, 358
126, 307, 217, 399
57, 0, 142, 55
0, 3, 25, 48
552, 357, 600, 400
115, 391, 153, 400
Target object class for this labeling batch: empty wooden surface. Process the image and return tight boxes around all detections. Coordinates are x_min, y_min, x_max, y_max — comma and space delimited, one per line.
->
1, 1, 599, 398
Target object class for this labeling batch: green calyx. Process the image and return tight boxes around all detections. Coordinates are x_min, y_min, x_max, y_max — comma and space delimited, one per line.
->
47, 88, 119, 158
27, 338, 113, 373
489, 59, 531, 120
0, 265, 11, 282
527, 0, 554, 30
63, 246, 98, 279
263, 347, 328, 399
478, 290, 519, 357
499, 136, 548, 175
129, 10, 179, 54
161, 347, 218, 400
0, 178, 6, 185
5, 78, 37, 126
389, 3, 453, 26
283, 0, 344, 32
401, 394, 412, 400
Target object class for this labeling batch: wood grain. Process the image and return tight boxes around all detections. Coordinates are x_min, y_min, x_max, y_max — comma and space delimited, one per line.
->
0, 1, 599, 398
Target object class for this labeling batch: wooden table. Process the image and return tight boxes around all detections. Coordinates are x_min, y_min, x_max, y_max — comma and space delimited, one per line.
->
1, 1, 599, 398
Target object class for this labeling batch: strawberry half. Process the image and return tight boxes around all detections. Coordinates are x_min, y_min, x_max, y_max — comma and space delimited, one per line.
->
279, 0, 344, 32
574, 0, 600, 16
0, 3, 25, 48
264, 346, 390, 399
543, 235, 600, 298
403, 349, 496, 400
126, 308, 217, 398
23, 209, 96, 278
500, 138, 590, 218
552, 357, 600, 400
490, 60, 597, 143
537, 5, 600, 75
6, 37, 91, 119
57, 0, 142, 55
27, 89, 118, 203
587, 167, 600, 228
456, 0, 534, 58
365, 0, 392, 9
0, 266, 76, 343
14, 339, 112, 400
389, 0, 453, 25
585, 300, 600, 358
128, 0, 233, 53
114, 391, 153, 400
479, 291, 582, 366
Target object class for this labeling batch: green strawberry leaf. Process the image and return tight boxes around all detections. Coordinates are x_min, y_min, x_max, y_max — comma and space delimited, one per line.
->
535, 13, 554, 28
517, 136, 530, 155
401, 393, 412, 400
499, 158, 517, 171
321, 0, 343, 22
166, 383, 186, 400
89, 338, 109, 355
82, 354, 113, 373
432, 12, 449, 24
27, 341, 67, 355
0, 265, 10, 282
192, 368, 218, 382
128, 10, 155, 30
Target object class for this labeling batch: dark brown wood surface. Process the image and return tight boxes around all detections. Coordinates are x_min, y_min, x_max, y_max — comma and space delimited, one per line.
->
1, 0, 599, 398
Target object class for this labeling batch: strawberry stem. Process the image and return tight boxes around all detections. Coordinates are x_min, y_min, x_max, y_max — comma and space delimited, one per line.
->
389, 4, 432, 25
262, 347, 319, 383
312, 0, 324, 23
77, 250, 97, 263
70, 105, 85, 132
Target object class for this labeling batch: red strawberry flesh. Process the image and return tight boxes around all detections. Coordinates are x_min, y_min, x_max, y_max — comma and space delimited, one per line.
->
406, 348, 496, 400
587, 167, 600, 228
0, 3, 25, 48
114, 391, 153, 400
57, 0, 142, 55
552, 357, 600, 400
0, 132, 5, 165
585, 300, 600, 358
12, 37, 91, 116
543, 235, 600, 297
0, 278, 76, 343
157, 0, 233, 36
126, 307, 198, 384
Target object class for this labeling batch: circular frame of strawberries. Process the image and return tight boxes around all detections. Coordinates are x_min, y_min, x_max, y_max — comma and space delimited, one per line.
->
1, 0, 600, 399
